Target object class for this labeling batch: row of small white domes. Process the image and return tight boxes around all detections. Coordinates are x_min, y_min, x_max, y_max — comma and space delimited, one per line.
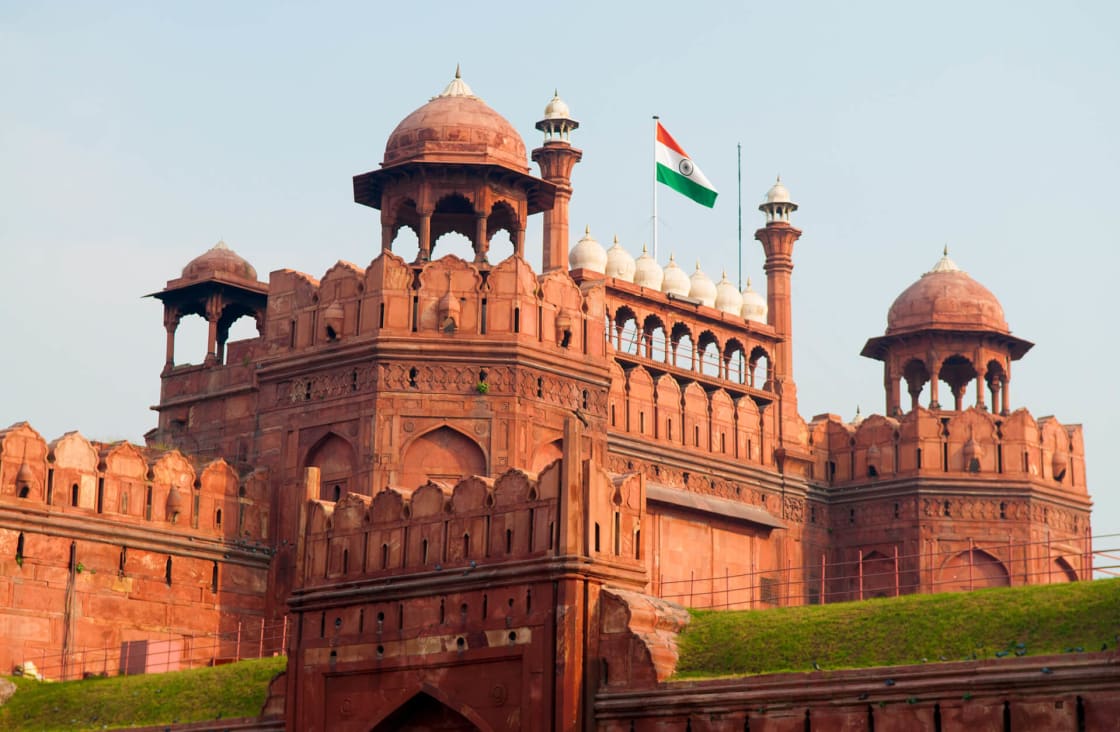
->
570, 227, 768, 323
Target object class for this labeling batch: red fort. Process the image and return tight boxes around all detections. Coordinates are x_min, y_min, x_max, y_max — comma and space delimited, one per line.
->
0, 72, 1102, 730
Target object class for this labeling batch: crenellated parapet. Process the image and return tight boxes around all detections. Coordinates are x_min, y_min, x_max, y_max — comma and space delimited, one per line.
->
0, 422, 273, 679
810, 407, 1087, 493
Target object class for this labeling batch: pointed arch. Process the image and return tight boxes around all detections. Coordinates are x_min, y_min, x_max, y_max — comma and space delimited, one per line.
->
938, 548, 1010, 592
370, 686, 490, 731
401, 425, 486, 490
529, 438, 563, 475
304, 433, 357, 501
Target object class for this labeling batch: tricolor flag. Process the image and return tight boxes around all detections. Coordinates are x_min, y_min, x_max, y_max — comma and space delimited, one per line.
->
655, 122, 718, 208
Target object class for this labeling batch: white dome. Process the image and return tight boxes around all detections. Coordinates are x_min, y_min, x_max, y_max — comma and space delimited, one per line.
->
604, 236, 636, 282
688, 262, 717, 307
741, 277, 768, 323
765, 176, 792, 204
543, 90, 571, 120
633, 244, 663, 289
714, 271, 744, 315
660, 254, 690, 296
569, 226, 607, 273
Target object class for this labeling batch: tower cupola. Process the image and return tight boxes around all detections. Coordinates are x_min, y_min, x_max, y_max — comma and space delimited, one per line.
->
536, 90, 579, 142
760, 176, 798, 223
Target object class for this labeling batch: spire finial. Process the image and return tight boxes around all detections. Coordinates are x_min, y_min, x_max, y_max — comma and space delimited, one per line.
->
746, 276, 752, 288
553, 87, 559, 97
641, 243, 648, 254
943, 244, 949, 256
585, 224, 590, 236
455, 63, 461, 79
613, 234, 619, 245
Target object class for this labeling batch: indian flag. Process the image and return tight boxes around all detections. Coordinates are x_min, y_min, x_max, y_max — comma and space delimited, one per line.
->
655, 122, 718, 208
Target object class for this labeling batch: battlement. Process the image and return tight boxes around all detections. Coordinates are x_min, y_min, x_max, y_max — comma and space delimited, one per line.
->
0, 422, 269, 542
809, 406, 1087, 493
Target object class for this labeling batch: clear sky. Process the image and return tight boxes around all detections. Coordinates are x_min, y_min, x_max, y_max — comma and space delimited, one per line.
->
2, 2, 1117, 541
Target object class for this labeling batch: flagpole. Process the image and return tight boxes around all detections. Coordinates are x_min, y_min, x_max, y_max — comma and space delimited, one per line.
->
737, 142, 742, 290
652, 115, 659, 261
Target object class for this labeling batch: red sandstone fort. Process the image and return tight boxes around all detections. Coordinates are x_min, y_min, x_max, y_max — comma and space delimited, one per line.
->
0, 72, 1105, 730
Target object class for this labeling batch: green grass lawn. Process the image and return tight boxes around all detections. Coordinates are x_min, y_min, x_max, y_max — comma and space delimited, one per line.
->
676, 579, 1120, 679
0, 656, 285, 731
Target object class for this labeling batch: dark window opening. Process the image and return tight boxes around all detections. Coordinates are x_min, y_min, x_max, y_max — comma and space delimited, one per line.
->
613, 511, 621, 555
560, 329, 571, 348
18, 485, 29, 499
480, 298, 487, 334
118, 547, 127, 576
71, 484, 79, 507
439, 598, 445, 624
333, 484, 341, 501
463, 533, 470, 558
46, 468, 53, 504
378, 302, 386, 328
634, 529, 641, 560
211, 561, 218, 593
893, 502, 900, 519
325, 324, 338, 341
15, 533, 24, 565
505, 528, 513, 554
999, 501, 1007, 519
868, 465, 879, 478
421, 539, 429, 565
536, 377, 543, 398
342, 548, 349, 574
381, 543, 389, 569
165, 556, 173, 585
582, 390, 589, 410
145, 486, 153, 520
943, 500, 952, 517
968, 457, 981, 473
849, 508, 856, 525
513, 307, 520, 333
594, 522, 601, 552
319, 612, 325, 638
215, 509, 222, 527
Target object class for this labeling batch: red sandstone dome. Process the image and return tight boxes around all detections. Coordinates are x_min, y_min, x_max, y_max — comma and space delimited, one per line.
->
181, 240, 258, 282
382, 69, 529, 173
885, 250, 1009, 335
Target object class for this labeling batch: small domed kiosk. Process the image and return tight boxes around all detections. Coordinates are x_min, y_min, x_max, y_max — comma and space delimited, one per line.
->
353, 68, 560, 265
150, 240, 268, 368
862, 249, 1033, 415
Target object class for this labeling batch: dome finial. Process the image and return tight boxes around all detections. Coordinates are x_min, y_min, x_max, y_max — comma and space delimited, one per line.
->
438, 67, 475, 98
585, 224, 590, 235
944, 244, 949, 256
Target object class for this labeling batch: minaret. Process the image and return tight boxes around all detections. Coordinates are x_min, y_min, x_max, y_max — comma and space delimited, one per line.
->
755, 177, 802, 383
532, 91, 583, 272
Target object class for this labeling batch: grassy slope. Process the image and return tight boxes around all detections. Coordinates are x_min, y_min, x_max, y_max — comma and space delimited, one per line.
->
0, 656, 285, 732
676, 579, 1120, 679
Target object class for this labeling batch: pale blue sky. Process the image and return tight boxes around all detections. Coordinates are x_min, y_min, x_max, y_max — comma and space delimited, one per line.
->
2, 1, 1118, 540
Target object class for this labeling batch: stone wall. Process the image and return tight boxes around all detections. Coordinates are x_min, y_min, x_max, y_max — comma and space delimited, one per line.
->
0, 422, 271, 679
